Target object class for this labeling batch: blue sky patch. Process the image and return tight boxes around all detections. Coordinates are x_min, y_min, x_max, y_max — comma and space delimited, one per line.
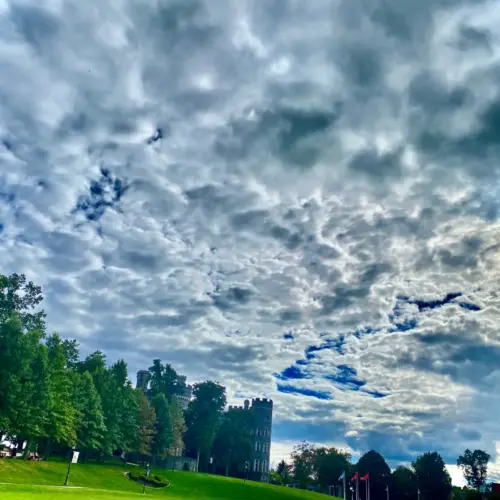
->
277, 384, 332, 400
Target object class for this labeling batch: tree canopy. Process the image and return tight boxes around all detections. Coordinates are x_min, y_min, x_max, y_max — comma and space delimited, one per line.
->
457, 448, 491, 491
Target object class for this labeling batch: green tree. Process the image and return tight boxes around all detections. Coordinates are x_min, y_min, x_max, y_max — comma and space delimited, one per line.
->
44, 334, 77, 456
291, 442, 317, 489
10, 336, 50, 458
357, 450, 391, 500
0, 273, 46, 332
314, 447, 351, 491
0, 273, 46, 435
119, 383, 139, 454
212, 407, 254, 476
0, 315, 26, 434
413, 452, 452, 500
136, 390, 156, 457
457, 449, 491, 491
71, 371, 106, 459
184, 381, 226, 471
168, 396, 186, 456
148, 360, 179, 402
151, 393, 172, 462
277, 460, 293, 485
391, 466, 417, 500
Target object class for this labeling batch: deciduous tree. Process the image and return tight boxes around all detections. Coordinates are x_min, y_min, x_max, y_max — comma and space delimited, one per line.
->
413, 452, 452, 500
457, 449, 491, 491
184, 381, 226, 471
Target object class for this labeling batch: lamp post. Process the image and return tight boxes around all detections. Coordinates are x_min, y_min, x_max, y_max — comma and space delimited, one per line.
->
142, 463, 150, 495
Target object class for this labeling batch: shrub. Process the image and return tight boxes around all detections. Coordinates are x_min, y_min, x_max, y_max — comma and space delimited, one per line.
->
183, 462, 190, 471
127, 471, 169, 488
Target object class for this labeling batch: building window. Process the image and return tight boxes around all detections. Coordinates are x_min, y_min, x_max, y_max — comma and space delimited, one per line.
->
254, 459, 260, 472
262, 460, 268, 473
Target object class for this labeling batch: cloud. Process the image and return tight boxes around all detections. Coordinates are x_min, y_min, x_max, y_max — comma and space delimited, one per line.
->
3, 0, 500, 485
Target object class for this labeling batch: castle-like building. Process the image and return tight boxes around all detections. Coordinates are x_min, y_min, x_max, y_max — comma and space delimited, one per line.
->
228, 398, 273, 482
137, 371, 273, 482
136, 370, 193, 410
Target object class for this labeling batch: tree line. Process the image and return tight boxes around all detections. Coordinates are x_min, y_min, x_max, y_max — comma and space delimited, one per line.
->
272, 443, 495, 500
0, 273, 254, 475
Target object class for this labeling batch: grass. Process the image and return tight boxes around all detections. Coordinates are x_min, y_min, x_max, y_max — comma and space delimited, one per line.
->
0, 459, 340, 500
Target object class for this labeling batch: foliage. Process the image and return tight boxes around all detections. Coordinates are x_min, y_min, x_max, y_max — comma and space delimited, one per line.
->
45, 334, 77, 448
148, 359, 179, 402
315, 447, 351, 490
391, 465, 417, 500
291, 442, 317, 488
291, 442, 351, 490
168, 396, 186, 456
151, 393, 172, 459
128, 470, 169, 487
457, 448, 491, 490
184, 381, 226, 469
0, 273, 46, 332
277, 460, 293, 485
212, 407, 255, 475
413, 452, 452, 500
71, 371, 106, 452
357, 450, 391, 500
136, 390, 156, 456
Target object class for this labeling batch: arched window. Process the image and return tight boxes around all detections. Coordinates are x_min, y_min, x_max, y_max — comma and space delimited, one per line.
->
262, 460, 268, 473
254, 459, 260, 472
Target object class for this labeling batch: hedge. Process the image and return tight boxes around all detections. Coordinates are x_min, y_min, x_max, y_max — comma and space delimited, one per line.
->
127, 471, 169, 488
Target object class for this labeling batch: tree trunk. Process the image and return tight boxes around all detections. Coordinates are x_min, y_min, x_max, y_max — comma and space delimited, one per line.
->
44, 437, 52, 459
23, 438, 32, 460
225, 464, 229, 477
196, 450, 200, 472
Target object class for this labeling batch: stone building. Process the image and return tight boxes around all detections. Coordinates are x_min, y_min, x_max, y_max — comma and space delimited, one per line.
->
136, 370, 150, 392
228, 398, 273, 482
135, 370, 192, 410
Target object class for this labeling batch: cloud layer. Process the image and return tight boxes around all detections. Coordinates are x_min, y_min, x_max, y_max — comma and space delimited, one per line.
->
2, 0, 500, 483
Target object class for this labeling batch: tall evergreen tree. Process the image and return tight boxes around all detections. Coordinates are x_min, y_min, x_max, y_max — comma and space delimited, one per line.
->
44, 334, 77, 455
168, 396, 186, 456
136, 391, 156, 457
71, 371, 106, 459
151, 393, 172, 462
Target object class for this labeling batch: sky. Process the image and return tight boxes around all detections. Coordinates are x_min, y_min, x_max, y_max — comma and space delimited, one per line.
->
2, 0, 500, 486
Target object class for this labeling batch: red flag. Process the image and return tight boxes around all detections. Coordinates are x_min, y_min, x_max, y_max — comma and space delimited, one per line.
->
360, 473, 369, 481
351, 472, 358, 481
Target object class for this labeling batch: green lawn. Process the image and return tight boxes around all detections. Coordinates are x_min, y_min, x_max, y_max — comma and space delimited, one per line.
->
0, 460, 339, 500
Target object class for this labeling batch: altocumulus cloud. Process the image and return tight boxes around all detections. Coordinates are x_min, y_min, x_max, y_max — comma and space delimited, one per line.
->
3, 0, 500, 483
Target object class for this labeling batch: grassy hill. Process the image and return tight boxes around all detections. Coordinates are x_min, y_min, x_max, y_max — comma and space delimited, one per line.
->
0, 459, 340, 500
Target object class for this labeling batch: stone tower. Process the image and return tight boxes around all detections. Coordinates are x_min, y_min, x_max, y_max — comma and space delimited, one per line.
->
136, 370, 150, 392
249, 398, 273, 482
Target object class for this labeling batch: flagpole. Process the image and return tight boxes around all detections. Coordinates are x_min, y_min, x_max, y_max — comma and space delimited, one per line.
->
356, 471, 359, 500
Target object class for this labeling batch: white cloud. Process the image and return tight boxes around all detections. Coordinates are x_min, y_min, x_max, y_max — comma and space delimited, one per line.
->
1, 0, 500, 475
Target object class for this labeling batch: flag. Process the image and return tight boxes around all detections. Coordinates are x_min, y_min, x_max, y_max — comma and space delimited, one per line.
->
360, 473, 369, 481
351, 472, 358, 481
339, 471, 345, 481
